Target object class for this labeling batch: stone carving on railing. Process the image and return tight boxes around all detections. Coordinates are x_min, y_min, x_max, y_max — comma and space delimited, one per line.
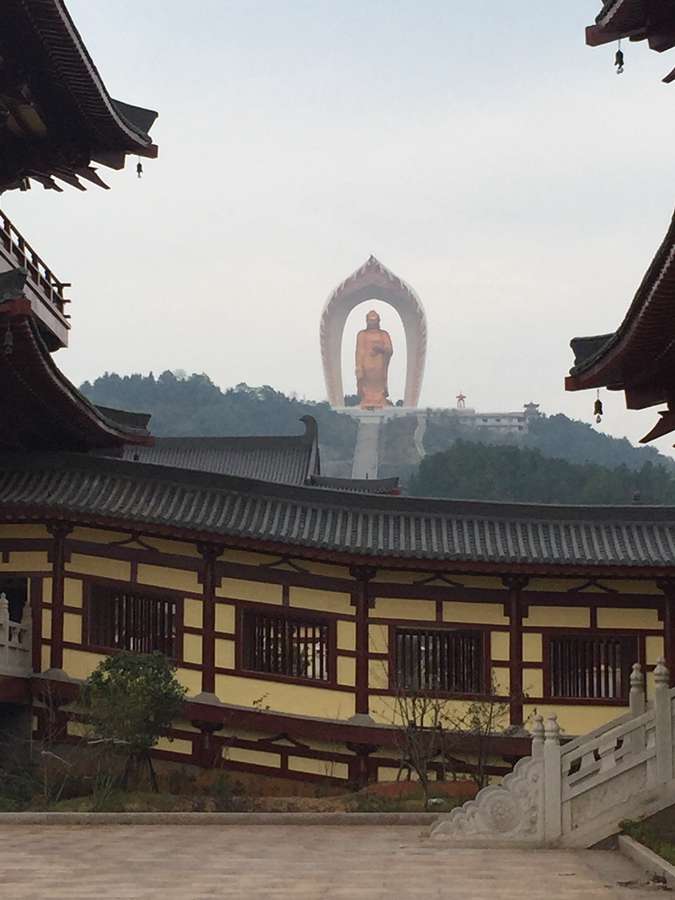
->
433, 660, 675, 848
0, 591, 32, 676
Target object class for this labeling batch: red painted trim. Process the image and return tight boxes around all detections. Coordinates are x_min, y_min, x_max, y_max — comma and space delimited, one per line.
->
198, 543, 222, 694
47, 524, 71, 669
30, 576, 43, 672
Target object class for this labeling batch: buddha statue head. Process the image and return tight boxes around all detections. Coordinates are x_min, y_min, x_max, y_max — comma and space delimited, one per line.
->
365, 310, 381, 330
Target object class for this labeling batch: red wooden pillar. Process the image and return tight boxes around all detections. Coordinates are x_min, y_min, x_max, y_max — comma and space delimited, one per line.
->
350, 566, 376, 716
30, 576, 43, 673
198, 543, 222, 696
503, 575, 529, 728
657, 580, 675, 687
47, 523, 71, 671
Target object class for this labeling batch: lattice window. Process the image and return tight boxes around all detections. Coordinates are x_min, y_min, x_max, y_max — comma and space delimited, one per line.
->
242, 610, 330, 682
548, 635, 637, 700
395, 628, 485, 694
87, 585, 177, 656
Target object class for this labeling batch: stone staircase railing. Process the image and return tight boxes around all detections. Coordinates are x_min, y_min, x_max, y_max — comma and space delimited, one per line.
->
432, 659, 675, 848
0, 592, 32, 677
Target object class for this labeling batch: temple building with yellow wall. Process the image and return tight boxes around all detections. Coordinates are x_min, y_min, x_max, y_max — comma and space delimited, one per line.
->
3, 0, 675, 793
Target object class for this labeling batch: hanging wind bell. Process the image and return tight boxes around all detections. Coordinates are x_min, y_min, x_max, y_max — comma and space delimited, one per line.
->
615, 39, 624, 74
136, 159, 143, 179
594, 389, 603, 424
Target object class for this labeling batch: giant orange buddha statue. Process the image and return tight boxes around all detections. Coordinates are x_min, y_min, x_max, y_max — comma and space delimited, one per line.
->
355, 310, 393, 408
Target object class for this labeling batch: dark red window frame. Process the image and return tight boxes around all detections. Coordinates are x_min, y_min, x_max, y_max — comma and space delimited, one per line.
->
86, 583, 178, 657
546, 633, 638, 701
241, 608, 333, 683
394, 627, 486, 695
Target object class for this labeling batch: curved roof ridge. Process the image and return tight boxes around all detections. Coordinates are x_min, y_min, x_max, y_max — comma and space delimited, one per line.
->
2, 451, 675, 567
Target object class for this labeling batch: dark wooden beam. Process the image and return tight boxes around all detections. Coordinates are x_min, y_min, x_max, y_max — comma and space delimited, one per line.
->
197, 543, 223, 695
504, 575, 529, 727
350, 566, 377, 716
47, 523, 71, 670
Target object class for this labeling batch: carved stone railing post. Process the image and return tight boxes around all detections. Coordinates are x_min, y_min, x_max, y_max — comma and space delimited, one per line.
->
654, 658, 673, 784
543, 714, 562, 843
628, 662, 646, 755
531, 714, 544, 758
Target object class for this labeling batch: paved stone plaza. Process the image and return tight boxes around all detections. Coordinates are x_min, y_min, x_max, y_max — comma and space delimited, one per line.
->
0, 824, 666, 898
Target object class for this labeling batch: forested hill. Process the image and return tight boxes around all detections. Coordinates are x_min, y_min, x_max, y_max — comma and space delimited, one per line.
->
422, 411, 673, 472
79, 372, 357, 460
80, 372, 675, 497
411, 441, 675, 505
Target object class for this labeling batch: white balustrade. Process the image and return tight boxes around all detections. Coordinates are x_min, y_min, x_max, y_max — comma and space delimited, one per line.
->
0, 591, 32, 676
433, 658, 675, 847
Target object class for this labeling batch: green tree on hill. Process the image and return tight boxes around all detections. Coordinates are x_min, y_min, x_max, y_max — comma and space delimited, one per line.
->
409, 441, 675, 505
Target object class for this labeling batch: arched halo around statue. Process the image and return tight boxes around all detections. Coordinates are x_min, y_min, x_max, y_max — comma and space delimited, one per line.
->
320, 256, 427, 409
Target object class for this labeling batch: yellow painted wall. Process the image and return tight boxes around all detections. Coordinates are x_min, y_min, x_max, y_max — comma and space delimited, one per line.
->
217, 577, 281, 604
183, 598, 203, 629
647, 636, 665, 665
288, 756, 349, 779
62, 648, 106, 680
0, 524, 49, 539
42, 578, 52, 603
226, 746, 281, 768
214, 674, 355, 719
337, 656, 356, 687
63, 613, 81, 644
444, 601, 508, 625
524, 606, 590, 628
137, 563, 200, 594
373, 597, 435, 620
296, 560, 350, 579
67, 553, 130, 582
523, 633, 542, 662
142, 537, 200, 557
523, 703, 626, 736
523, 668, 544, 697
182, 633, 202, 665
0, 550, 49, 572
596, 607, 660, 629
41, 608, 52, 641
70, 527, 131, 544
337, 620, 356, 651
215, 603, 235, 632
176, 667, 202, 695
64, 578, 83, 607
218, 548, 274, 566
491, 632, 509, 661
215, 638, 235, 668
290, 586, 352, 616
492, 666, 510, 695
368, 624, 388, 654
370, 695, 472, 726
155, 736, 193, 755
368, 658, 388, 690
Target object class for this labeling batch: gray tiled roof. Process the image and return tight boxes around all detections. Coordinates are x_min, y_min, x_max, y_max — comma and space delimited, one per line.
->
2, 452, 675, 569
116, 435, 316, 486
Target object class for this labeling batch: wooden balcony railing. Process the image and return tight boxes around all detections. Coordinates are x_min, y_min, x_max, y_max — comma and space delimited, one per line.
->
0, 209, 69, 316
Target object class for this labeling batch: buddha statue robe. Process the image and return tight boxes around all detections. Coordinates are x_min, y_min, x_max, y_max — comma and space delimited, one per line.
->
355, 310, 393, 408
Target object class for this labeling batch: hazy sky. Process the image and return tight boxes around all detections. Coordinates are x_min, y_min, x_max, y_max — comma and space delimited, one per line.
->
5, 1, 675, 452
